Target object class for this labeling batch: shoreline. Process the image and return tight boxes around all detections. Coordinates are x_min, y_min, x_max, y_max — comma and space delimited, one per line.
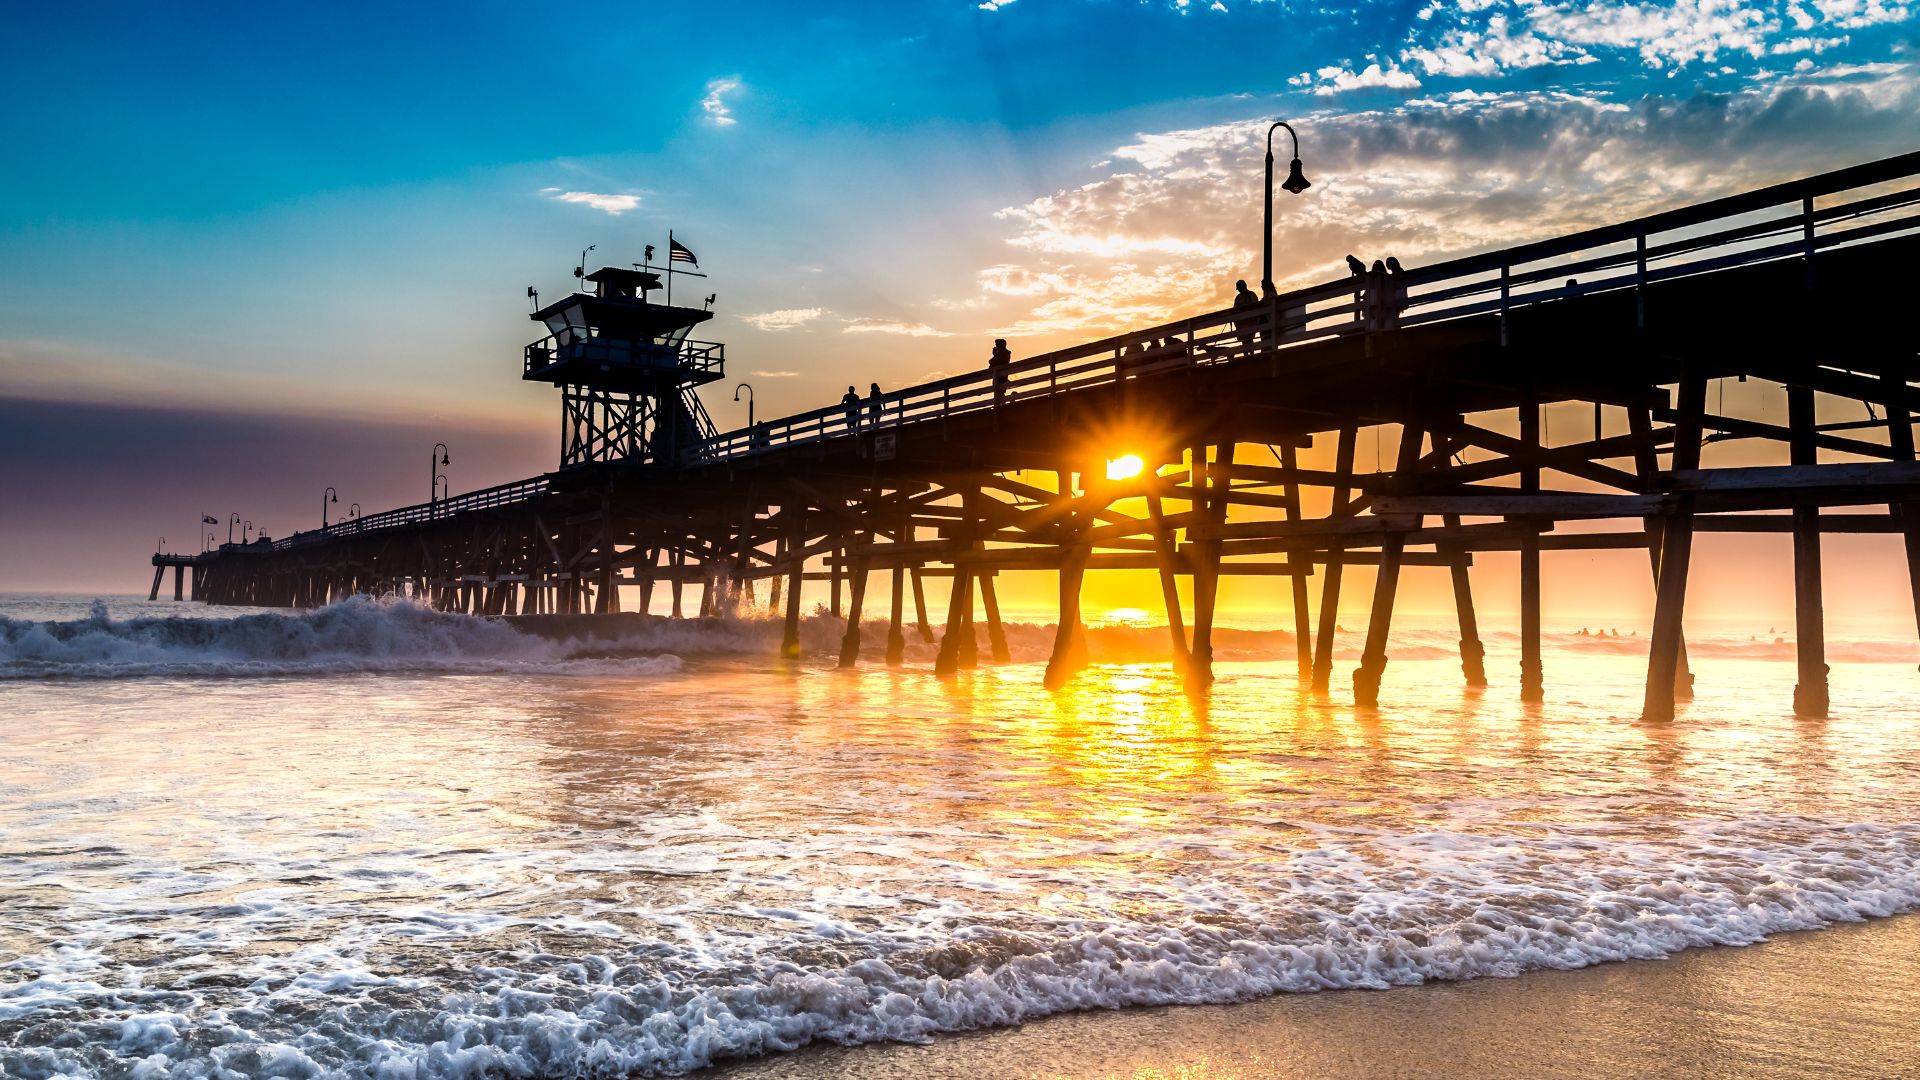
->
712, 913, 1920, 1079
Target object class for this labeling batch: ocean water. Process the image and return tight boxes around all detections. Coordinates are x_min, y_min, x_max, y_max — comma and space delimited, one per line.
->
3, 593, 1919, 1078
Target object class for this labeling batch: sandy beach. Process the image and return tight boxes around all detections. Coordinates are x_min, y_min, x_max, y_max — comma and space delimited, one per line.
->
716, 914, 1920, 1079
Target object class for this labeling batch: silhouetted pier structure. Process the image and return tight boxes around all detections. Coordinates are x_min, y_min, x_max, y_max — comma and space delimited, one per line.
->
163, 152, 1920, 720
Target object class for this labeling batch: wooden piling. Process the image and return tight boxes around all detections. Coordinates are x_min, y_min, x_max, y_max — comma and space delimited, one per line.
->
1352, 425, 1424, 707
671, 548, 686, 618
1643, 373, 1707, 722
149, 566, 164, 602
1788, 385, 1829, 717
911, 567, 935, 643
838, 555, 870, 669
1883, 368, 1920, 656
1279, 443, 1314, 678
1518, 398, 1545, 703
1045, 548, 1089, 690
1629, 401, 1693, 699
1144, 488, 1191, 674
1311, 425, 1358, 691
979, 572, 1011, 662
1188, 445, 1227, 691
934, 560, 972, 677
886, 564, 908, 666
780, 535, 804, 661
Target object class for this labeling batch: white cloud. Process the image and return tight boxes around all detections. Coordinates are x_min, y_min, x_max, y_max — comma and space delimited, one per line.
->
942, 72, 1920, 340
1303, 61, 1424, 95
978, 0, 1017, 8
1358, 0, 1905, 83
842, 318, 954, 337
740, 307, 825, 331
702, 76, 741, 126
1810, 0, 1912, 28
544, 190, 641, 215
750, 369, 800, 378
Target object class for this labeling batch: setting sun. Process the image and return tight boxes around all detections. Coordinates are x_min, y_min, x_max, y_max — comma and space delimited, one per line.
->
1106, 454, 1145, 481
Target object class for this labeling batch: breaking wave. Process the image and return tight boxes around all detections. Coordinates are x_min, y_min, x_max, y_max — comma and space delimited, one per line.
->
6, 598, 1914, 680
4, 816, 1917, 1077
0, 598, 699, 679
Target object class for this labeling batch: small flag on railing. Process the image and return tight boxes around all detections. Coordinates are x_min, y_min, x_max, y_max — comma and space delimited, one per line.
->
669, 237, 698, 267
201, 515, 218, 525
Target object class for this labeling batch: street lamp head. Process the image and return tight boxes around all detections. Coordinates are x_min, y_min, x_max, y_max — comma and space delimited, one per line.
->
1281, 156, 1310, 195
440, 452, 450, 466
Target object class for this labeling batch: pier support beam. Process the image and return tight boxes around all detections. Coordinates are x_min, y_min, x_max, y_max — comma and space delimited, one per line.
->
911, 567, 935, 643
1518, 399, 1545, 703
1145, 488, 1191, 675
149, 566, 165, 602
1789, 385, 1829, 717
173, 564, 184, 601
979, 573, 1011, 663
1045, 470, 1090, 689
838, 555, 870, 669
1280, 443, 1314, 678
934, 563, 972, 677
886, 564, 908, 666
1630, 400, 1694, 699
1045, 550, 1089, 690
1352, 425, 1423, 707
780, 526, 805, 661
1644, 373, 1707, 722
671, 548, 686, 619
1188, 444, 1228, 692
1884, 368, 1920, 659
1311, 426, 1358, 692
1436, 433, 1488, 687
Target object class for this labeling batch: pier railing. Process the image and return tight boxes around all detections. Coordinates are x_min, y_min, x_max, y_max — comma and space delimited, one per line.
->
688, 150, 1920, 464
258, 151, 1920, 548
270, 476, 551, 551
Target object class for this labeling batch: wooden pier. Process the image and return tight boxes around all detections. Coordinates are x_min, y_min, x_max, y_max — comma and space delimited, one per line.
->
163, 152, 1920, 719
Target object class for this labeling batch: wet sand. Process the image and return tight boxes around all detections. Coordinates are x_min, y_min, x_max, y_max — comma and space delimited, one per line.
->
716, 914, 1920, 1079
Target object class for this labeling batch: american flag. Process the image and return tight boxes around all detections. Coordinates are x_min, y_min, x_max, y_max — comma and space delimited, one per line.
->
668, 237, 698, 267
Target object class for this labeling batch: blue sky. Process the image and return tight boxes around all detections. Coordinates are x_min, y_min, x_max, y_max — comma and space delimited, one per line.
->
2, 0, 1917, 590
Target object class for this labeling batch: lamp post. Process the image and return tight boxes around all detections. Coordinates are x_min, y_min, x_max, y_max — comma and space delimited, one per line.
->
157, 536, 166, 554
348, 503, 360, 520
322, 486, 338, 528
734, 382, 755, 427
431, 443, 450, 507
228, 514, 241, 545
243, 521, 252, 543
1262, 121, 1310, 293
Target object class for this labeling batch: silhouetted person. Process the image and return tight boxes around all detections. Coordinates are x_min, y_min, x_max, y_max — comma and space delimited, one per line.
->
1231, 278, 1258, 346
990, 338, 1012, 404
842, 386, 860, 430
1345, 255, 1367, 330
866, 381, 883, 425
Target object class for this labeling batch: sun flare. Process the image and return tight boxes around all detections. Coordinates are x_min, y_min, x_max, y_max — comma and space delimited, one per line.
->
1105, 454, 1145, 481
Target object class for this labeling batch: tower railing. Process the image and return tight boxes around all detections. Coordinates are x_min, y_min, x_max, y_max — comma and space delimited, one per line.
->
523, 335, 726, 379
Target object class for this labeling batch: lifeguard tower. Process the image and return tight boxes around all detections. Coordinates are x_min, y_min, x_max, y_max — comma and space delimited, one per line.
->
523, 265, 723, 467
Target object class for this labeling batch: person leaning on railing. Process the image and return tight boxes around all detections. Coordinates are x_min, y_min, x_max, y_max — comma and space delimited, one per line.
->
989, 338, 1012, 404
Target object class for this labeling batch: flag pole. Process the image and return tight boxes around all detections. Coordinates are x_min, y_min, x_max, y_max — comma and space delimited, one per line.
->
667, 229, 674, 308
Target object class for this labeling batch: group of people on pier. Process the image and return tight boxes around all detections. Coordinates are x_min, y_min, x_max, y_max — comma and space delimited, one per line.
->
841, 381, 887, 430
831, 254, 1414, 436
